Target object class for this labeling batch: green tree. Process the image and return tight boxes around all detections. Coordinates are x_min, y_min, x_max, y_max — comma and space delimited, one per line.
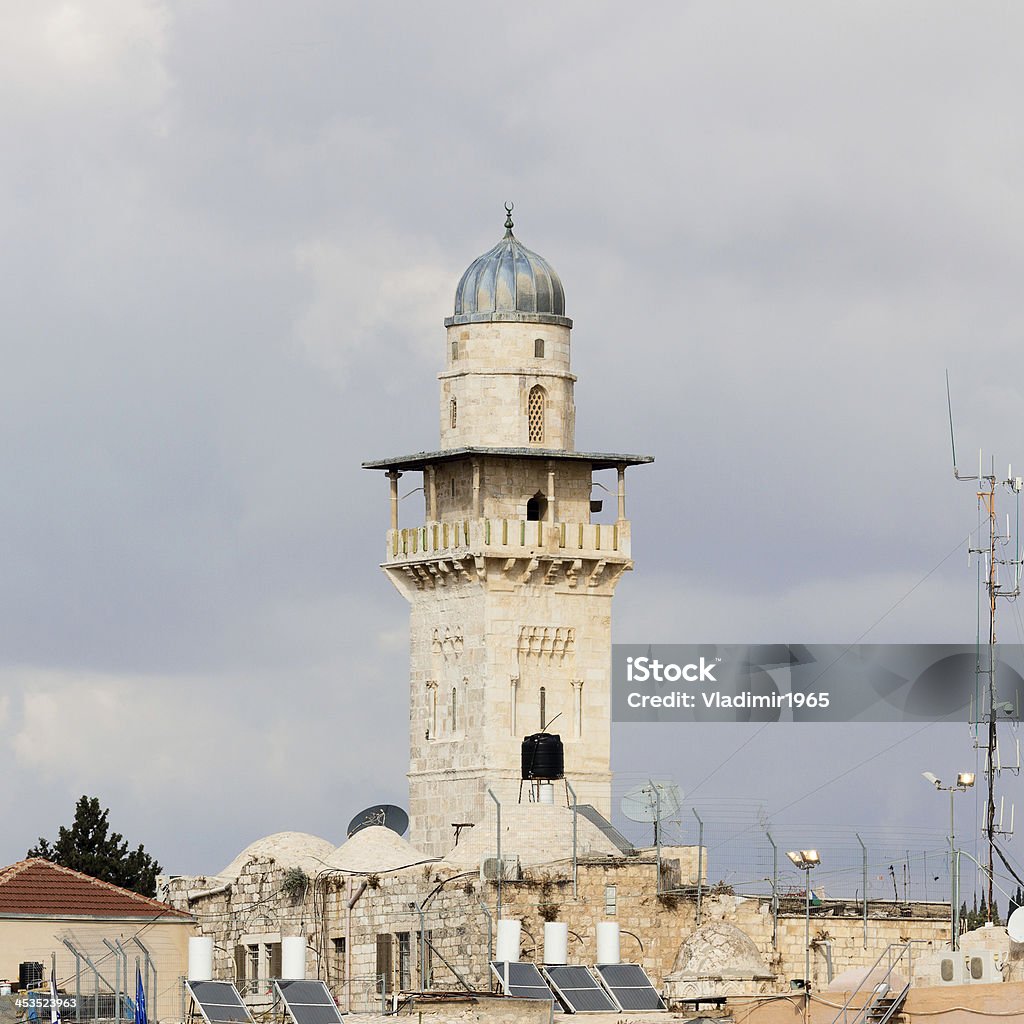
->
27, 796, 162, 897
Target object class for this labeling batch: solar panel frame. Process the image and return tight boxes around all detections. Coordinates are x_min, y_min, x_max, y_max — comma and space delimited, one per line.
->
273, 981, 344, 1024
594, 963, 666, 1011
488, 961, 554, 1001
186, 981, 254, 1024
542, 966, 619, 1013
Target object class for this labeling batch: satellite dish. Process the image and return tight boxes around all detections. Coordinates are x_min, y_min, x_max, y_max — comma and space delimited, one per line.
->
620, 781, 682, 823
347, 804, 409, 838
1008, 906, 1024, 944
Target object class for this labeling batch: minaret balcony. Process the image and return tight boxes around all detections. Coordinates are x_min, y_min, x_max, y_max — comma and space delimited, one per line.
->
386, 517, 631, 564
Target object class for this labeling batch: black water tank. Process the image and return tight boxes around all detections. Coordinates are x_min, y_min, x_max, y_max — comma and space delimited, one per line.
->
521, 733, 565, 780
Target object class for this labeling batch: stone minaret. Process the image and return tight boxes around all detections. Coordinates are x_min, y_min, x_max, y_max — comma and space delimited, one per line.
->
364, 207, 652, 858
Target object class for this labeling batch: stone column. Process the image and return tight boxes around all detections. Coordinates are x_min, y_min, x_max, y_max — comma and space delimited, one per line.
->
426, 465, 437, 522
616, 463, 626, 522
571, 679, 584, 739
388, 470, 402, 531
547, 461, 556, 523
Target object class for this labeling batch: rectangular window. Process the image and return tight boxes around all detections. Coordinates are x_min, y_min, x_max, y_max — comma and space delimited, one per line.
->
418, 931, 433, 989
375, 934, 393, 994
397, 932, 412, 992
604, 885, 617, 915
332, 937, 346, 986
247, 945, 259, 993
266, 942, 282, 981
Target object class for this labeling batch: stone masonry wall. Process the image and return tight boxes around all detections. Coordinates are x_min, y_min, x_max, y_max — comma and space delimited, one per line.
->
169, 854, 950, 1017
440, 322, 575, 451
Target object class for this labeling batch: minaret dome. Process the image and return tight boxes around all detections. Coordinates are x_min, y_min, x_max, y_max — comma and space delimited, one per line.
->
445, 204, 571, 328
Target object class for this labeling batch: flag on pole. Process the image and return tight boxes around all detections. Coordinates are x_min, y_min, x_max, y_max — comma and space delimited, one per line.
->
135, 966, 147, 1024
48, 966, 62, 1024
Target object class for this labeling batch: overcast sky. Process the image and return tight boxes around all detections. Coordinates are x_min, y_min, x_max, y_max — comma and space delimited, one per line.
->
3, 2, 1024, 903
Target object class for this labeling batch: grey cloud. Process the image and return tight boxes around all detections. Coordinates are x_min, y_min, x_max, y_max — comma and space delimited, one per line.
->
2, 2, 1021, 874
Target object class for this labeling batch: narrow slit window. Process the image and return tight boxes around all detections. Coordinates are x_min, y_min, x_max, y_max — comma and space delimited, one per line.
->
451, 339, 459, 360
604, 885, 617, 915
528, 385, 545, 443
451, 686, 458, 732
534, 337, 544, 358
540, 686, 547, 730
450, 398, 457, 429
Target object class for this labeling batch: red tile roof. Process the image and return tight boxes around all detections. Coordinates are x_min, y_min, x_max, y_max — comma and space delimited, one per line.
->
0, 859, 191, 919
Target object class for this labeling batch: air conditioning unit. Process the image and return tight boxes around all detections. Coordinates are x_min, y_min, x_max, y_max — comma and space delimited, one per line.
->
481, 855, 521, 881
932, 952, 967, 986
967, 950, 1002, 984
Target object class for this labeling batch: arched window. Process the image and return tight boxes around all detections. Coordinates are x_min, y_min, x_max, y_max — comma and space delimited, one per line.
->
450, 398, 457, 429
528, 385, 545, 443
451, 339, 459, 360
526, 491, 547, 522
539, 687, 547, 730
534, 338, 544, 358
451, 686, 458, 732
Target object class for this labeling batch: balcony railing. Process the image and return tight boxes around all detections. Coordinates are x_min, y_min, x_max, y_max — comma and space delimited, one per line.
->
387, 518, 630, 562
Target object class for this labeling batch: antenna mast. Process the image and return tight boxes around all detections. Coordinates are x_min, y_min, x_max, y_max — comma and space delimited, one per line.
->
949, 374, 1023, 920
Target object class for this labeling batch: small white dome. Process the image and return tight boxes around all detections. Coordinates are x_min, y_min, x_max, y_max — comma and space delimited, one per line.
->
326, 826, 436, 875
219, 832, 336, 880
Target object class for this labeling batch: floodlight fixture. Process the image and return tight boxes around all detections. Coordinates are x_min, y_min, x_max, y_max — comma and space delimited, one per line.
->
922, 768, 977, 950
786, 847, 821, 991
786, 850, 820, 870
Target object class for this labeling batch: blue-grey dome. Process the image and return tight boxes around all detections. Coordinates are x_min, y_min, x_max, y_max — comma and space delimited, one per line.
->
445, 209, 571, 328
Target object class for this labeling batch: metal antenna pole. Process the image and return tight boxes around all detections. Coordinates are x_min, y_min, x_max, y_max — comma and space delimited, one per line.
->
951, 426, 1022, 924
694, 810, 704, 926
567, 781, 578, 899
856, 833, 867, 948
488, 789, 502, 920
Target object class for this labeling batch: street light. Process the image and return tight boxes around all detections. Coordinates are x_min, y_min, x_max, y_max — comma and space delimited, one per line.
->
787, 849, 821, 989
922, 770, 975, 949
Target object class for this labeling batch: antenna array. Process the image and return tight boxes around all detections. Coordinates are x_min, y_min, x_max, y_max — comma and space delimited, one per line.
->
948, 372, 1023, 920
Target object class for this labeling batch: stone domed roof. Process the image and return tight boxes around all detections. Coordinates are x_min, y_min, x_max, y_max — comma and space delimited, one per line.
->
445, 205, 571, 328
326, 826, 436, 875
667, 921, 772, 980
219, 832, 336, 880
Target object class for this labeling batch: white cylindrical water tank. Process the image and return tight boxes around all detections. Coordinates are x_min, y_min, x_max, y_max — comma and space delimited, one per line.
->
538, 783, 555, 805
188, 937, 214, 981
544, 922, 568, 965
495, 919, 522, 963
281, 937, 307, 980
596, 922, 621, 965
